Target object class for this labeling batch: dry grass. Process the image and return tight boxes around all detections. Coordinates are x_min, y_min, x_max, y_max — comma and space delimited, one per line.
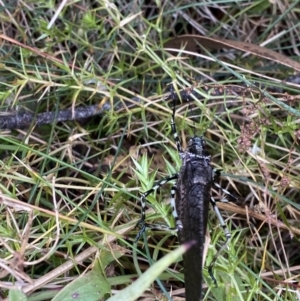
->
0, 1, 300, 300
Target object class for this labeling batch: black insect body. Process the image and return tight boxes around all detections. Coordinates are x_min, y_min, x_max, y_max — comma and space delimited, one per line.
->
175, 136, 213, 301
135, 86, 235, 301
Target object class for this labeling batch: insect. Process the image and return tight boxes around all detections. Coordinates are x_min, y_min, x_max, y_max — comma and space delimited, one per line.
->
135, 84, 236, 301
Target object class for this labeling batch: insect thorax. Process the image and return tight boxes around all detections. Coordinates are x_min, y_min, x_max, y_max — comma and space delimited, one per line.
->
180, 136, 211, 163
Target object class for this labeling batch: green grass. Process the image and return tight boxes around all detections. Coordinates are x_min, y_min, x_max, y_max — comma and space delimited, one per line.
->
0, 0, 300, 300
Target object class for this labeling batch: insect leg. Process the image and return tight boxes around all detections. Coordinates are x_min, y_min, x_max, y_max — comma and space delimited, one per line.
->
170, 184, 183, 230
213, 169, 238, 202
207, 170, 237, 285
208, 197, 231, 286
135, 174, 178, 242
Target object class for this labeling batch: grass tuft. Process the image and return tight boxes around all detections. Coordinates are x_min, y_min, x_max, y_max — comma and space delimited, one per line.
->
0, 0, 300, 300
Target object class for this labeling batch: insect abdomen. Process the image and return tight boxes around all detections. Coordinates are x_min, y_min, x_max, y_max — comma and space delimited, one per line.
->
176, 157, 213, 301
